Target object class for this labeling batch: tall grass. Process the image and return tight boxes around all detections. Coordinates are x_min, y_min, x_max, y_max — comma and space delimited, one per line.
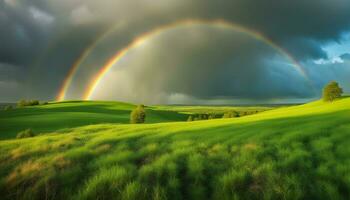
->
0, 99, 349, 199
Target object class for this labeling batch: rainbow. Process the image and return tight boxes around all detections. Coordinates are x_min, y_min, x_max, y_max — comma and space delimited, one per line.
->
56, 19, 311, 101
56, 24, 125, 101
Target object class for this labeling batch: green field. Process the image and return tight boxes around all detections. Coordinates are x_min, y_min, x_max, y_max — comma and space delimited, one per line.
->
152, 105, 272, 114
0, 101, 266, 140
0, 101, 190, 140
0, 98, 350, 199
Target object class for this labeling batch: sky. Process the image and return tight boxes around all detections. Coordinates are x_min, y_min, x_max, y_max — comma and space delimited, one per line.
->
0, 0, 349, 104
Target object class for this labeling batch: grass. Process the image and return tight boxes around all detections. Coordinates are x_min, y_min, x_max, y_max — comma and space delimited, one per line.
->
0, 101, 265, 140
152, 105, 272, 115
0, 98, 350, 199
0, 101, 189, 140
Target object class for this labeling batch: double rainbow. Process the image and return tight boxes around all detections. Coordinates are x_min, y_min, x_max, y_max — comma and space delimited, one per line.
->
57, 19, 311, 101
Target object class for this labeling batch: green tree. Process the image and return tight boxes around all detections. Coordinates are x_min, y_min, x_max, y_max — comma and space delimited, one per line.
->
17, 99, 27, 107
223, 111, 238, 118
187, 115, 193, 122
130, 105, 146, 124
4, 105, 13, 111
323, 81, 343, 102
30, 100, 39, 106
16, 129, 35, 139
208, 114, 215, 120
17, 99, 40, 107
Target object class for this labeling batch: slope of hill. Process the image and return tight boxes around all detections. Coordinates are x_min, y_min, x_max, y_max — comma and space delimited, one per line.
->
0, 98, 349, 199
0, 101, 189, 140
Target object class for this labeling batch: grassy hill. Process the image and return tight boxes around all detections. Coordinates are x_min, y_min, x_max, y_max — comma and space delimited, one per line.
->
0, 101, 189, 140
0, 101, 267, 140
0, 98, 350, 199
152, 105, 271, 115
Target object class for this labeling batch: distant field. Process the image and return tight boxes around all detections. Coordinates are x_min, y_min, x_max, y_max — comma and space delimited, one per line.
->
0, 98, 349, 199
0, 101, 266, 140
152, 105, 272, 116
0, 101, 189, 140
0, 103, 16, 110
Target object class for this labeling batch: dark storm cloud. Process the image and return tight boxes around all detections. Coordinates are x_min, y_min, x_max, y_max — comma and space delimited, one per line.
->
340, 53, 350, 61
93, 26, 313, 104
0, 0, 350, 102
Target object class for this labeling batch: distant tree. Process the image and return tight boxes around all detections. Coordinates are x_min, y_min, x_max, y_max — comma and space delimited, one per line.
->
4, 105, 13, 111
187, 115, 193, 122
222, 113, 229, 118
30, 100, 39, 106
17, 99, 27, 107
323, 81, 343, 102
16, 129, 35, 139
223, 111, 238, 118
17, 99, 40, 107
130, 105, 146, 124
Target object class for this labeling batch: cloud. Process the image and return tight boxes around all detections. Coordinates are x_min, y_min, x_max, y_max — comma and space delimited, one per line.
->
0, 0, 350, 102
340, 53, 350, 61
70, 5, 95, 25
92, 25, 313, 104
29, 6, 55, 25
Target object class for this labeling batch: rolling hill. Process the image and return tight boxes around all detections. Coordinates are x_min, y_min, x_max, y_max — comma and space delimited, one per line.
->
0, 101, 189, 140
0, 98, 350, 199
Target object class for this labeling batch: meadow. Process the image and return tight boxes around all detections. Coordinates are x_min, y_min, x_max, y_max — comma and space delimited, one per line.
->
0, 101, 266, 140
0, 97, 349, 199
0, 101, 189, 140
152, 105, 272, 115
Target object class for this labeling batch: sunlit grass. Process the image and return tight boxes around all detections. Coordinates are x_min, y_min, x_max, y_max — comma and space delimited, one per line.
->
0, 98, 349, 199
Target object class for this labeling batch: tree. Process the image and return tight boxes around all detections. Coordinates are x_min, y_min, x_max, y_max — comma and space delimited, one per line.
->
4, 105, 13, 111
30, 100, 39, 106
323, 81, 343, 102
16, 129, 35, 139
223, 111, 238, 118
17, 99, 40, 107
187, 115, 193, 122
17, 99, 27, 107
130, 105, 146, 124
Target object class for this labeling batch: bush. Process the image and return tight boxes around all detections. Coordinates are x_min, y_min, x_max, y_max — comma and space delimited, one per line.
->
323, 81, 343, 102
130, 105, 146, 124
187, 116, 193, 122
17, 99, 27, 107
30, 100, 40, 106
223, 111, 239, 118
4, 105, 13, 111
16, 129, 35, 139
17, 99, 40, 107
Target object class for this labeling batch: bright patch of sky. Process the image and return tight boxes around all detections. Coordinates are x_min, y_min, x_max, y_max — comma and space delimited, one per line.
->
315, 32, 350, 64
29, 6, 55, 25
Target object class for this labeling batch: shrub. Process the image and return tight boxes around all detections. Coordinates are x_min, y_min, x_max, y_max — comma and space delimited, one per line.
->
223, 111, 239, 118
17, 99, 27, 107
17, 99, 40, 107
130, 105, 146, 124
323, 81, 343, 102
4, 105, 13, 111
187, 116, 193, 122
16, 129, 35, 139
30, 100, 40, 106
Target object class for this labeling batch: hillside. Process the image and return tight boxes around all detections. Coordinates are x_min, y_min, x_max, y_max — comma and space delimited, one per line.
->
0, 98, 350, 199
0, 101, 189, 140
0, 101, 268, 140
